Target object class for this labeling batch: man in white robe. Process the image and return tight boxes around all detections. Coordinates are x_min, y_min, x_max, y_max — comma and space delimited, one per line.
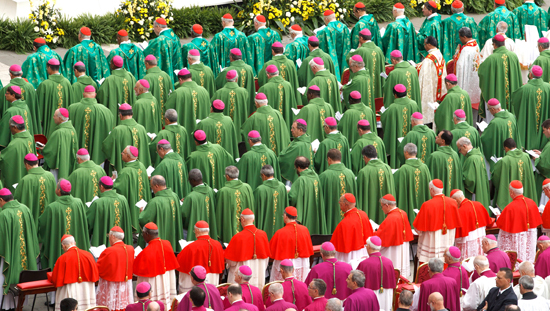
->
480, 21, 516, 60
454, 27, 482, 120
418, 35, 447, 125
461, 256, 497, 311
513, 261, 550, 299
518, 275, 550, 311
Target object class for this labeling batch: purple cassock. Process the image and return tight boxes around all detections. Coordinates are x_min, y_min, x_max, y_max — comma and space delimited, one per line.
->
177, 282, 224, 311
535, 247, 550, 279
126, 299, 165, 311
343, 287, 380, 311
265, 277, 312, 311
265, 299, 298, 311
225, 300, 259, 311
442, 262, 470, 294
223, 283, 265, 311
356, 252, 397, 291
304, 297, 328, 311
305, 258, 352, 300
472, 247, 512, 281
418, 273, 460, 311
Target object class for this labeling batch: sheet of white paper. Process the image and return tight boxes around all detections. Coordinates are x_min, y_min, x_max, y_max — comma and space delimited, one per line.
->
175, 293, 185, 303
489, 206, 501, 216
285, 185, 291, 192
180, 200, 183, 206
89, 244, 107, 258
112, 170, 118, 180
174, 69, 180, 76
134, 246, 143, 258
179, 239, 193, 250
477, 121, 489, 132
146, 166, 155, 177
369, 219, 379, 230
527, 150, 540, 159
213, 188, 218, 193
532, 158, 537, 172
235, 158, 240, 162
296, 59, 302, 68
408, 60, 417, 67
397, 137, 404, 143
135, 199, 147, 211
380, 72, 388, 79
380, 27, 386, 37
392, 169, 398, 174
297, 87, 307, 95
349, 49, 356, 53
313, 25, 326, 34
12, 183, 18, 189
137, 41, 148, 50
335, 111, 343, 121
428, 102, 440, 110
490, 156, 502, 163
411, 229, 418, 235
196, 119, 201, 124
413, 209, 419, 214
337, 81, 343, 90
539, 205, 546, 213
85, 196, 100, 207
380, 106, 387, 114
311, 139, 320, 151
98, 78, 105, 85
462, 259, 475, 272
147, 132, 157, 140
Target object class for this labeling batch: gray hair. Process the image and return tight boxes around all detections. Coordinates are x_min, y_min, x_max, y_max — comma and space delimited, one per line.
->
393, 6, 405, 14
325, 298, 342, 311
483, 236, 498, 246
456, 137, 472, 148
260, 165, 274, 177
194, 225, 210, 234
473, 255, 489, 268
110, 230, 124, 240
539, 41, 550, 49
519, 275, 535, 290
76, 153, 90, 162
227, 75, 238, 82
61, 235, 75, 246
225, 166, 239, 179
189, 169, 203, 183
429, 180, 444, 194
349, 59, 365, 68
404, 143, 417, 156
55, 109, 69, 122
428, 258, 444, 273
519, 261, 535, 275
268, 282, 284, 295
165, 109, 178, 123
451, 5, 463, 13
308, 58, 324, 70
151, 175, 166, 187
188, 52, 200, 62
349, 270, 365, 287
249, 135, 261, 144
221, 17, 234, 23
145, 57, 158, 66
530, 66, 542, 79
80, 31, 91, 40
451, 190, 465, 200
267, 69, 279, 76
399, 290, 413, 306
496, 21, 508, 33
237, 269, 252, 281
459, 27, 472, 39
240, 212, 254, 221
125, 146, 137, 159
280, 262, 294, 274
445, 249, 460, 262
367, 237, 381, 251
320, 245, 336, 258
154, 21, 167, 28
255, 98, 268, 106
380, 197, 396, 206
157, 141, 172, 151
510, 184, 524, 195
9, 70, 23, 76
9, 118, 25, 130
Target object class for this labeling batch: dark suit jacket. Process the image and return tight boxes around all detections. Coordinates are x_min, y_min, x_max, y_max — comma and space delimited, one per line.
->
477, 286, 518, 311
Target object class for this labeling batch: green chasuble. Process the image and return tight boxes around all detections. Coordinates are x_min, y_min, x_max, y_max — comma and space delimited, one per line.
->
511, 78, 550, 150
397, 125, 437, 166
533, 50, 550, 83
151, 151, 190, 200
253, 178, 288, 239
138, 188, 183, 251
289, 168, 327, 234
87, 189, 133, 246
347, 41, 386, 99
72, 75, 98, 103
67, 160, 106, 204
434, 86, 473, 131
42, 121, 79, 179
107, 43, 147, 80
278, 134, 314, 183
480, 110, 521, 171
212, 81, 249, 129
394, 158, 432, 226
161, 29, 184, 80
491, 148, 537, 209
144, 29, 183, 83
478, 7, 521, 50
350, 132, 387, 175
441, 13, 479, 62
22, 45, 66, 88
342, 69, 374, 111
381, 97, 420, 168
351, 14, 381, 49
284, 37, 310, 70
296, 97, 335, 143
319, 162, 357, 232
0, 200, 39, 295
426, 145, 464, 196
0, 131, 34, 193
357, 158, 396, 224
215, 60, 256, 114
181, 183, 218, 241
182, 37, 212, 69
186, 142, 235, 190
383, 61, 422, 108
189, 62, 216, 98
462, 148, 491, 210
97, 68, 137, 121
13, 167, 56, 226
257, 55, 300, 92
298, 48, 336, 88
417, 14, 442, 59
0, 100, 34, 149
38, 195, 90, 269
63, 40, 110, 84
451, 121, 482, 163
513, 3, 548, 39
149, 124, 190, 166
36, 74, 74, 136
216, 179, 254, 243
134, 92, 162, 134
381, 17, 420, 62
240, 105, 290, 155
143, 66, 174, 116
68, 98, 115, 164
338, 102, 377, 144
307, 69, 341, 113
0, 78, 40, 134
478, 46, 522, 118
165, 80, 211, 138
314, 132, 351, 174
102, 118, 152, 174
536, 140, 550, 201
209, 27, 252, 77
196, 112, 239, 159
317, 20, 351, 80
113, 160, 152, 232
248, 28, 283, 76
236, 143, 281, 191
257, 76, 297, 129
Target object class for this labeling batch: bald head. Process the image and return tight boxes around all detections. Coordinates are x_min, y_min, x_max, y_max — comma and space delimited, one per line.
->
519, 261, 535, 276
428, 292, 444, 310
147, 302, 160, 311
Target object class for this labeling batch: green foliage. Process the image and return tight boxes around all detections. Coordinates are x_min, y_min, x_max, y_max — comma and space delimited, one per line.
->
344, 0, 420, 23
171, 6, 238, 38
0, 18, 38, 53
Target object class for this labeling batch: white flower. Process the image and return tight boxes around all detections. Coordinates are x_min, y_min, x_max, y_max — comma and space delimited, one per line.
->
291, 16, 295, 21
249, 12, 254, 18
34, 20, 39, 24
286, 12, 291, 17
137, 6, 141, 10
343, 8, 346, 13
141, 35, 146, 39
146, 32, 150, 37
290, 4, 294, 8
338, 8, 342, 12
148, 16, 153, 20
34, 26, 39, 32
247, 20, 252, 26
130, 21, 134, 25
335, 2, 339, 7
161, 14, 165, 18
52, 36, 58, 43
138, 19, 144, 25
52, 21, 56, 25
292, 1, 297, 4
124, 9, 128, 13
169, 16, 173, 20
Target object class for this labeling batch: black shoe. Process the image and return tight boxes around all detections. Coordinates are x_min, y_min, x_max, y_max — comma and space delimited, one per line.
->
45, 301, 54, 307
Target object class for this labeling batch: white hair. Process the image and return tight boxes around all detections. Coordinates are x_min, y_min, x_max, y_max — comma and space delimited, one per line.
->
254, 16, 266, 24
80, 31, 91, 40
473, 256, 489, 268
544, 182, 550, 191
509, 185, 524, 195
227, 75, 238, 82
255, 99, 268, 106
194, 226, 210, 234
456, 137, 472, 148
379, 198, 396, 205
519, 261, 535, 275
269, 282, 284, 295
267, 69, 280, 76
496, 21, 508, 33
411, 115, 423, 122
454, 114, 466, 122
308, 59, 324, 70
429, 181, 443, 194
61, 236, 75, 246
290, 28, 303, 36
222, 17, 234, 24
393, 7, 405, 14
76, 153, 90, 161
237, 269, 252, 281
451, 5, 463, 13
324, 13, 336, 21
445, 249, 460, 262
110, 231, 124, 240
55, 110, 69, 123
154, 21, 167, 29
451, 190, 464, 200
241, 214, 255, 221
349, 59, 365, 68
366, 237, 381, 251
483, 237, 498, 246
188, 53, 200, 62
125, 146, 137, 159
489, 103, 502, 110
326, 298, 343, 311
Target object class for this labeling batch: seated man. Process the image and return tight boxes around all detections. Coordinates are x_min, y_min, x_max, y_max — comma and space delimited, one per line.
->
177, 266, 224, 311
477, 268, 518, 311
461, 256, 496, 311
517, 275, 548, 311
265, 283, 298, 311
225, 284, 259, 311
125, 282, 165, 311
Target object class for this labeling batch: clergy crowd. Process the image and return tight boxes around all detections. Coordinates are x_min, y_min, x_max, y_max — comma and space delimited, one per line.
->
5, 0, 550, 310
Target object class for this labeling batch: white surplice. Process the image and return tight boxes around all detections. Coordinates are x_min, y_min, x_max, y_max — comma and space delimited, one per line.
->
136, 270, 177, 308
95, 278, 133, 311
178, 273, 219, 294
417, 228, 456, 263
454, 40, 482, 105
480, 37, 516, 61
518, 296, 550, 311
381, 243, 411, 278
514, 275, 550, 299
55, 282, 96, 311
269, 257, 310, 282
461, 271, 496, 311
498, 228, 538, 264
418, 48, 447, 124
226, 258, 269, 289
455, 227, 486, 261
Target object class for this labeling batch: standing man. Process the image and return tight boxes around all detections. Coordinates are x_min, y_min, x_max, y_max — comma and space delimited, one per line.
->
0, 115, 34, 192
461, 256, 497, 311
532, 38, 550, 82
0, 64, 39, 132
284, 25, 309, 69
151, 140, 189, 200
187, 49, 215, 98
477, 268, 518, 311
133, 79, 161, 134
381, 4, 419, 62
513, 0, 548, 39
143, 18, 182, 83
452, 27, 482, 111
182, 24, 211, 69
253, 165, 288, 240
0, 85, 34, 148
22, 37, 65, 88
247, 15, 282, 76
343, 271, 380, 311
257, 65, 298, 128
97, 56, 137, 120
305, 242, 352, 300
451, 109, 481, 158
177, 268, 224, 311
149, 110, 189, 166
411, 258, 460, 311
382, 51, 421, 108
434, 74, 472, 132
442, 246, 470, 293
42, 108, 79, 180
341, 95, 377, 149
180, 169, 218, 241
441, 1, 479, 62
314, 118, 351, 173
67, 148, 107, 204
71, 62, 98, 103
237, 131, 281, 191
278, 120, 313, 183
196, 100, 239, 158
212, 70, 250, 129
348, 29, 385, 99
214, 48, 255, 112
342, 55, 374, 111
426, 130, 463, 197
417, 1, 442, 59
304, 279, 328, 311
142, 55, 173, 116
397, 112, 437, 166
478, 0, 521, 50
350, 2, 381, 48
209, 14, 251, 76
295, 85, 335, 143
418, 36, 447, 125
317, 9, 351, 80
63, 27, 110, 83
297, 36, 335, 88
457, 137, 490, 208
107, 29, 146, 80
305, 59, 340, 113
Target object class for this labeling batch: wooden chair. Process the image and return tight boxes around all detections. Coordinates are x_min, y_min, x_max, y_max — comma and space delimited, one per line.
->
262, 280, 283, 306
505, 250, 518, 271
535, 249, 541, 264
84, 307, 109, 311
34, 134, 47, 160
217, 283, 231, 301
341, 68, 351, 85
8, 268, 54, 311
414, 262, 431, 284
393, 269, 415, 311
385, 64, 395, 76
170, 298, 179, 311
375, 97, 384, 122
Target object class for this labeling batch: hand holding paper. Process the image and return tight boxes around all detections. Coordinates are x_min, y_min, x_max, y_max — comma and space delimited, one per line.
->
477, 121, 489, 132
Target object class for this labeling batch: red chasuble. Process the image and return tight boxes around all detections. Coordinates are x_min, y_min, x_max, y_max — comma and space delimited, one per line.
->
496, 195, 542, 233
133, 238, 179, 277
374, 208, 414, 247
455, 199, 493, 238
50, 246, 99, 288
330, 208, 373, 253
225, 224, 271, 262
413, 194, 462, 233
177, 235, 224, 274
270, 222, 314, 260
97, 241, 134, 282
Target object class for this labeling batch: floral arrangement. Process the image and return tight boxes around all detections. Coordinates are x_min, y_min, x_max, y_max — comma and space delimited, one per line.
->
116, 0, 175, 41
28, 0, 64, 43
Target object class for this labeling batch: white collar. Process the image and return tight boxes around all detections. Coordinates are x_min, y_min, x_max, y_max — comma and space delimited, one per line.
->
159, 28, 170, 34
499, 285, 512, 294
328, 130, 339, 134
224, 26, 235, 29
293, 34, 303, 39
196, 183, 205, 187
428, 48, 438, 53
120, 40, 131, 45
395, 15, 406, 20
257, 26, 266, 30
253, 142, 262, 146
231, 299, 243, 304
274, 53, 283, 56
128, 159, 136, 163
428, 13, 438, 19
166, 150, 173, 154
457, 121, 465, 124
273, 298, 283, 302
467, 148, 473, 154
467, 39, 475, 44
313, 296, 324, 300
407, 157, 418, 160
167, 122, 178, 126
266, 177, 274, 180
